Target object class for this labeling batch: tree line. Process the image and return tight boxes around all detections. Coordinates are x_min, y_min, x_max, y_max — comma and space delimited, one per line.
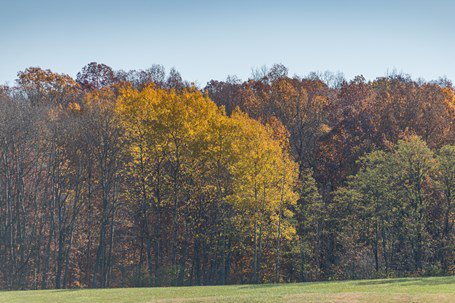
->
0, 63, 453, 290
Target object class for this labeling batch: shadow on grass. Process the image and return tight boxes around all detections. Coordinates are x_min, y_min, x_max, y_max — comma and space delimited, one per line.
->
355, 277, 454, 286
47, 289, 85, 293
406, 278, 455, 286
356, 279, 412, 285
238, 284, 282, 289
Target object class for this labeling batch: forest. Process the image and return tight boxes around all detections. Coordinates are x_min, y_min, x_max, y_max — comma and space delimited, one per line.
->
0, 63, 453, 290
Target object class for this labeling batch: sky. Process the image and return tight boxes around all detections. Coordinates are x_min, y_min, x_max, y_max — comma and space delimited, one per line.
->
1, 0, 454, 86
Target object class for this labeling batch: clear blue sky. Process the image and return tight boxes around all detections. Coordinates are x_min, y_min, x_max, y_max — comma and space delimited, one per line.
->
1, 0, 454, 86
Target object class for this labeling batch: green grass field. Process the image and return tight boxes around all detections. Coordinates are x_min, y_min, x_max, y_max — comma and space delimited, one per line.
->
0, 276, 453, 303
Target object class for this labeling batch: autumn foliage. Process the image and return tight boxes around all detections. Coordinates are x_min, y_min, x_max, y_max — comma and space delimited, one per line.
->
0, 63, 453, 290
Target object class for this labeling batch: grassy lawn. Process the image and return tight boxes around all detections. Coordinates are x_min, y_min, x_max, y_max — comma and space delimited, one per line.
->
0, 276, 453, 303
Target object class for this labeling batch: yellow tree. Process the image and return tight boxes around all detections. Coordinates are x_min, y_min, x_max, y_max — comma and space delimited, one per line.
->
116, 84, 169, 285
117, 84, 224, 285
228, 109, 298, 283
